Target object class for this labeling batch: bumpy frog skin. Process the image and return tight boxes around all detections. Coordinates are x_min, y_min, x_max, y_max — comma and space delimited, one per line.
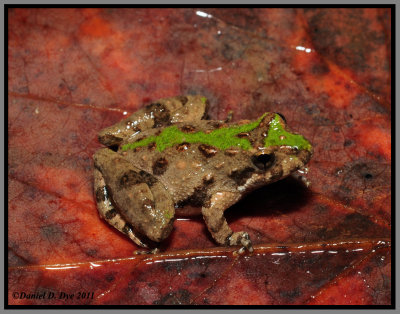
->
93, 95, 313, 253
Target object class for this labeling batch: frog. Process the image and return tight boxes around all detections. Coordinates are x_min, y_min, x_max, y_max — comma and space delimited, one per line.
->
93, 95, 313, 254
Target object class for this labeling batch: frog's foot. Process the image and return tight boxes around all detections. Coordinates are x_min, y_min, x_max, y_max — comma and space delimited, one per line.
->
133, 247, 160, 255
229, 231, 254, 255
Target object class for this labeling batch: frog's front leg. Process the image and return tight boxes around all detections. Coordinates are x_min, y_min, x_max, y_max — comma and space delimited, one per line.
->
202, 192, 254, 253
98, 95, 209, 146
93, 148, 175, 244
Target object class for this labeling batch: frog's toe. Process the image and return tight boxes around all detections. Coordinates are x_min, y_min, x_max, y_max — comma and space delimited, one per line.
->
133, 247, 160, 255
224, 111, 234, 122
229, 231, 253, 253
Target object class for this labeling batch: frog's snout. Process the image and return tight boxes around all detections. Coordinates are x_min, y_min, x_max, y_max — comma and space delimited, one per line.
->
297, 145, 314, 165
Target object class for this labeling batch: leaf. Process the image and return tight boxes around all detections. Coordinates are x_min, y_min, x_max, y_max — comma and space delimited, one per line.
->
8, 8, 391, 305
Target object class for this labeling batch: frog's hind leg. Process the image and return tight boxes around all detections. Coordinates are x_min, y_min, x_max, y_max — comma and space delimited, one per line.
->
94, 167, 149, 248
93, 148, 175, 244
98, 95, 209, 146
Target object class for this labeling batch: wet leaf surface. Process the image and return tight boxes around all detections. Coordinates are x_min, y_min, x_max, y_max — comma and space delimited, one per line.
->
8, 8, 391, 305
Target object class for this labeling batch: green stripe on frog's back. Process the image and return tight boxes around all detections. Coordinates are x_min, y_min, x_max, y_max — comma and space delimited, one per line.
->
121, 113, 268, 152
264, 114, 312, 151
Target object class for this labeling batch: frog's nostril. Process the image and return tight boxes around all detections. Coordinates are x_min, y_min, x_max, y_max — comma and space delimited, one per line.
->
252, 153, 275, 170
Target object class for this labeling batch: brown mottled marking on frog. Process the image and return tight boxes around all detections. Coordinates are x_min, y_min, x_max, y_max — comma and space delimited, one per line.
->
198, 144, 218, 158
152, 157, 168, 175
176, 95, 188, 105
229, 167, 256, 185
176, 176, 214, 209
138, 170, 157, 187
119, 170, 142, 188
209, 215, 225, 233
148, 142, 156, 151
181, 124, 196, 133
122, 223, 133, 234
279, 146, 299, 155
224, 233, 234, 245
237, 132, 250, 138
145, 102, 171, 128
105, 208, 118, 219
225, 148, 239, 156
176, 142, 190, 152
134, 136, 145, 143
176, 185, 212, 208
95, 187, 107, 202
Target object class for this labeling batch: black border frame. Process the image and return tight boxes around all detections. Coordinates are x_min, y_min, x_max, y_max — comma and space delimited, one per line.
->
4, 3, 396, 309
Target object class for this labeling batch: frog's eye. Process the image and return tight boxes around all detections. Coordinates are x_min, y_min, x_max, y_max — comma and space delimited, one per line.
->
252, 153, 275, 170
276, 112, 286, 123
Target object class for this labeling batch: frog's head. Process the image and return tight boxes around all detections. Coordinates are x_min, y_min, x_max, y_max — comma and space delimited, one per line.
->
249, 112, 313, 183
